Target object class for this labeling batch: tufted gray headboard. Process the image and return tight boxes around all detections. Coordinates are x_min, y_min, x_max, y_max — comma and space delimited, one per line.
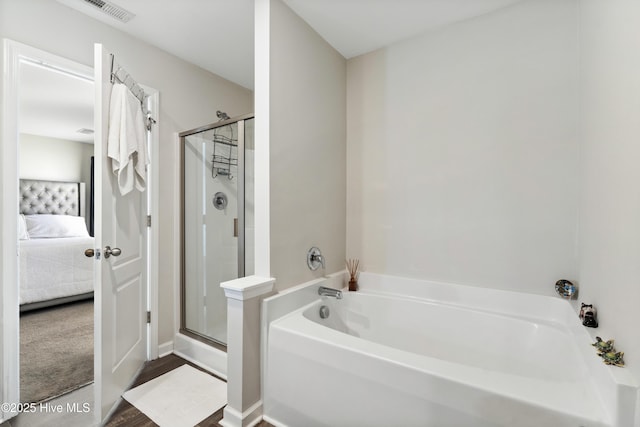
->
20, 179, 86, 217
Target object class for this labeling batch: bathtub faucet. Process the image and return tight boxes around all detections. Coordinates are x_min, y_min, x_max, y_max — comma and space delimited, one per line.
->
312, 253, 325, 269
307, 247, 325, 271
318, 286, 342, 299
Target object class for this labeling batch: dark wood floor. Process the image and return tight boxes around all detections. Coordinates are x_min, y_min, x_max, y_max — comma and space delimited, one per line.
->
105, 354, 272, 427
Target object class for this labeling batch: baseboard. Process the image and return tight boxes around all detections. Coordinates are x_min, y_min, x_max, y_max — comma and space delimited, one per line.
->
158, 340, 173, 358
219, 400, 263, 427
262, 414, 283, 427
173, 333, 227, 380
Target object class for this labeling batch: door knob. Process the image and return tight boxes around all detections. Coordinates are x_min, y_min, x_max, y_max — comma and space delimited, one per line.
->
84, 248, 95, 258
104, 246, 122, 259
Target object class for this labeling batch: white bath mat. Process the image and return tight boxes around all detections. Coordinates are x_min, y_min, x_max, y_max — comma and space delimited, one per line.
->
123, 364, 226, 427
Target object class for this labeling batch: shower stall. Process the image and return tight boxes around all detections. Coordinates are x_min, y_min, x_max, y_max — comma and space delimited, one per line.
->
179, 113, 254, 347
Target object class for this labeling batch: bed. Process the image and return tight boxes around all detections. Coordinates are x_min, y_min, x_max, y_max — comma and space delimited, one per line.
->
19, 179, 94, 312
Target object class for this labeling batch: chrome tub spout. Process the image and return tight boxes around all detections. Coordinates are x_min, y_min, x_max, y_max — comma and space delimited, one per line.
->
318, 286, 342, 299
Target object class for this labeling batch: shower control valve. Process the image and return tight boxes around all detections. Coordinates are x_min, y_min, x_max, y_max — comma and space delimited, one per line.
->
213, 192, 228, 210
307, 247, 325, 271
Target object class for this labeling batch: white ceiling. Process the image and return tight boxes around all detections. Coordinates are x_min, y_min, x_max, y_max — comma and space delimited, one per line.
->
283, 0, 524, 59
24, 0, 524, 144
55, 0, 524, 90
20, 61, 94, 144
56, 0, 256, 90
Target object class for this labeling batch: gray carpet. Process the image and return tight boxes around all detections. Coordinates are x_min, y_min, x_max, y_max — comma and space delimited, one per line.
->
20, 300, 94, 403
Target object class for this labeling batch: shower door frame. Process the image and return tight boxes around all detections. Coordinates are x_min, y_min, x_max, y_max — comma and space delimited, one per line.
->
178, 113, 254, 348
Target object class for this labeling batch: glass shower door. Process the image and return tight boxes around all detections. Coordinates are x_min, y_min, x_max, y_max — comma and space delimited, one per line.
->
181, 117, 253, 345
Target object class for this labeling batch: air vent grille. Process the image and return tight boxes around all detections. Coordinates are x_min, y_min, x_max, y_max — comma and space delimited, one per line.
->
84, 0, 105, 8
80, 0, 135, 22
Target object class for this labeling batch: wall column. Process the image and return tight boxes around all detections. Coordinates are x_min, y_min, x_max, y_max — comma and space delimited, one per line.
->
220, 276, 275, 427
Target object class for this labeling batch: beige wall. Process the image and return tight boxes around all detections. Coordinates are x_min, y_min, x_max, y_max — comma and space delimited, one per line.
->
19, 133, 93, 184
266, 0, 347, 291
346, 0, 580, 295
578, 0, 640, 386
0, 0, 253, 346
19, 133, 93, 227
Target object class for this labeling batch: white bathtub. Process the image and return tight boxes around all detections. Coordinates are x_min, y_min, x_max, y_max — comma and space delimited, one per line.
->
263, 273, 638, 427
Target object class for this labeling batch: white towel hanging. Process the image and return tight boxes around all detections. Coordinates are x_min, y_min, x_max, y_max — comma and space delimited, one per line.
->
107, 83, 149, 195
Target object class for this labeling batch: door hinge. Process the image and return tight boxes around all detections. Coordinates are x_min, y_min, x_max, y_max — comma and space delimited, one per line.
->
146, 311, 151, 324
146, 215, 151, 227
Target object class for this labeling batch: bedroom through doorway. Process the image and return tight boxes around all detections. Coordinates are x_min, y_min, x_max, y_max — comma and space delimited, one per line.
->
17, 55, 96, 405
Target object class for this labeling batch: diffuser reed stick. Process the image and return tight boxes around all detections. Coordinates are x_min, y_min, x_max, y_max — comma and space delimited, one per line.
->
346, 258, 360, 291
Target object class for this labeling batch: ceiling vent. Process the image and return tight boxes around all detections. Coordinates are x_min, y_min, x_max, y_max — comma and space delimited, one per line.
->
83, 0, 134, 22
59, 0, 135, 23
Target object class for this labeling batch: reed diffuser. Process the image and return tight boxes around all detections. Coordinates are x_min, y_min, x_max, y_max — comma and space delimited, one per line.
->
346, 258, 360, 291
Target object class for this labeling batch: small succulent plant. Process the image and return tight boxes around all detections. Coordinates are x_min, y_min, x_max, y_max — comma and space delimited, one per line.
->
592, 337, 614, 354
592, 337, 625, 367
600, 351, 625, 367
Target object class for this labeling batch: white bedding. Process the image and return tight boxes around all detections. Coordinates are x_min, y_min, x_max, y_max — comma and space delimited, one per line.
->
19, 236, 95, 305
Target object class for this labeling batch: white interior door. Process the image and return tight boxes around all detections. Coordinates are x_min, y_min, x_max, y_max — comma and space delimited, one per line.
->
93, 43, 148, 424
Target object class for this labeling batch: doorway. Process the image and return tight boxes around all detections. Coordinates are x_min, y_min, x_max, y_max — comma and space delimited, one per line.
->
1, 40, 160, 425
1, 41, 100, 424
17, 57, 96, 405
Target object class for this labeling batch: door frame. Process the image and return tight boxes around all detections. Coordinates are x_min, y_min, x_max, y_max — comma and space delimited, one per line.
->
0, 39, 159, 422
144, 87, 160, 361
